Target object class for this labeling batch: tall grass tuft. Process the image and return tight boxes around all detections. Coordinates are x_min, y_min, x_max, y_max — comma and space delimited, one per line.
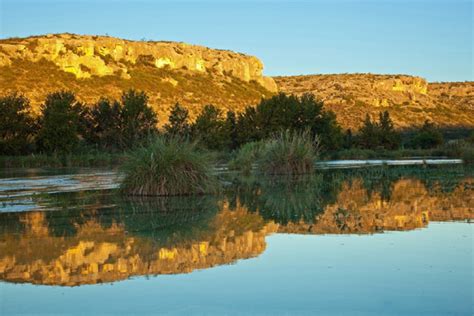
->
259, 130, 319, 175
120, 137, 218, 196
228, 141, 265, 175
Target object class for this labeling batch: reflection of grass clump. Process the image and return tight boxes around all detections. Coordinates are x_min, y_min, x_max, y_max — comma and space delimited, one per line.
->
121, 137, 218, 196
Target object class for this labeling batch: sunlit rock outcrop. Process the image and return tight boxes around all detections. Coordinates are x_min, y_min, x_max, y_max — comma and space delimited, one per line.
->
0, 33, 276, 122
274, 74, 474, 129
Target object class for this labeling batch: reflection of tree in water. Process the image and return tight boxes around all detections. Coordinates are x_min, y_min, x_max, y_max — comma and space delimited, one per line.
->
1, 165, 470, 238
226, 173, 344, 225
225, 165, 472, 225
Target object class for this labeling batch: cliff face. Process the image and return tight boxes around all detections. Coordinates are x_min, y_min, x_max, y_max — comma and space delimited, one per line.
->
274, 74, 474, 129
0, 33, 277, 122
1, 34, 472, 129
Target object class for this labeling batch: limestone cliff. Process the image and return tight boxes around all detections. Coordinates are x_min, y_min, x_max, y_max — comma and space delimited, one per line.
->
0, 33, 277, 122
274, 74, 474, 129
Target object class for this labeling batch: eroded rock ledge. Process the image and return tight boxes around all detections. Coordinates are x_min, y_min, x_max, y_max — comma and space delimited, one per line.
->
0, 33, 277, 92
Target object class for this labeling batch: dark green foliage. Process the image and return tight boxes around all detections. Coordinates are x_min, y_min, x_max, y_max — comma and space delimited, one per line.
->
409, 120, 444, 149
258, 130, 319, 175
235, 107, 261, 145
191, 105, 228, 150
164, 103, 190, 138
224, 111, 238, 150
343, 129, 354, 149
121, 136, 218, 196
37, 91, 82, 154
358, 114, 378, 149
228, 140, 265, 174
236, 93, 343, 150
81, 98, 122, 150
358, 111, 400, 150
120, 89, 158, 149
378, 111, 400, 150
0, 93, 35, 154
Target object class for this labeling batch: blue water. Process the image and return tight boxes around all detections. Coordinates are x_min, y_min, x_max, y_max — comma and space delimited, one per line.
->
0, 222, 472, 315
0, 167, 472, 315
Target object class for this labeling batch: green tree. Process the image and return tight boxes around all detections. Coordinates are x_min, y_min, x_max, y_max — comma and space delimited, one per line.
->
0, 93, 35, 155
120, 90, 158, 149
358, 114, 378, 149
378, 111, 400, 150
224, 111, 238, 150
191, 105, 227, 150
358, 111, 400, 150
37, 91, 82, 154
410, 120, 444, 149
235, 107, 261, 146
164, 103, 190, 138
236, 93, 342, 150
82, 98, 122, 150
343, 129, 354, 149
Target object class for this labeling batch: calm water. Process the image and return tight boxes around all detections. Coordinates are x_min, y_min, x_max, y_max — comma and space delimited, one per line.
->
0, 166, 472, 315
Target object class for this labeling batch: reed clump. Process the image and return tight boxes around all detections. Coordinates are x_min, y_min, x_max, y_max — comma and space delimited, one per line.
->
259, 130, 319, 175
120, 137, 218, 196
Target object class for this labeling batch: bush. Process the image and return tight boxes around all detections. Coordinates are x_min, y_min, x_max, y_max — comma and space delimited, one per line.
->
120, 137, 218, 196
461, 145, 474, 164
259, 130, 319, 175
0, 93, 35, 155
164, 103, 190, 138
358, 111, 400, 150
81, 98, 123, 151
37, 91, 82, 154
229, 141, 265, 174
236, 93, 343, 150
409, 120, 444, 149
120, 89, 158, 149
191, 104, 228, 150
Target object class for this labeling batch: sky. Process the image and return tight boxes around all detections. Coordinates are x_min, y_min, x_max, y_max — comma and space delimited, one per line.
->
0, 0, 472, 82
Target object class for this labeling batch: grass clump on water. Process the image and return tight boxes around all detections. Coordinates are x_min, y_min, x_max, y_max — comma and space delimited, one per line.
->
230, 131, 319, 175
228, 141, 265, 175
259, 130, 319, 175
120, 137, 218, 196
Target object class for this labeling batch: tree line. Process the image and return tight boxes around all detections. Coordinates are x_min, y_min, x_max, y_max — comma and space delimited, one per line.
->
0, 89, 446, 155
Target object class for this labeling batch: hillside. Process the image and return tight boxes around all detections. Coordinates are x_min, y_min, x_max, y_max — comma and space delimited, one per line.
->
0, 34, 472, 130
274, 74, 474, 130
0, 33, 277, 123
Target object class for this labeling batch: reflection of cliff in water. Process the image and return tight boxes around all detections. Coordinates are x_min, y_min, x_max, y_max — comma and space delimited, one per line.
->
0, 166, 472, 286
0, 199, 276, 286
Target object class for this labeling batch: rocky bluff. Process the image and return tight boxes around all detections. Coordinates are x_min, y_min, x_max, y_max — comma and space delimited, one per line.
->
275, 74, 474, 129
0, 33, 276, 121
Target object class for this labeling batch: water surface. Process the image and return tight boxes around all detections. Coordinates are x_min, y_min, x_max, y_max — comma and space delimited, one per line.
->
0, 166, 472, 315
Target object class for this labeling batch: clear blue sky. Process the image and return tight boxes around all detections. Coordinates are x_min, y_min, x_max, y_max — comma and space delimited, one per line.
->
0, 0, 472, 81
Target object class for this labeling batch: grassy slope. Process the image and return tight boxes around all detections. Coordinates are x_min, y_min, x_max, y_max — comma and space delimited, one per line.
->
274, 74, 474, 130
0, 59, 273, 125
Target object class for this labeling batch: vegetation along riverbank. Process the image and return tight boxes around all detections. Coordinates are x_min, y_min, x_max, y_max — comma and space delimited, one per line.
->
1, 90, 473, 170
